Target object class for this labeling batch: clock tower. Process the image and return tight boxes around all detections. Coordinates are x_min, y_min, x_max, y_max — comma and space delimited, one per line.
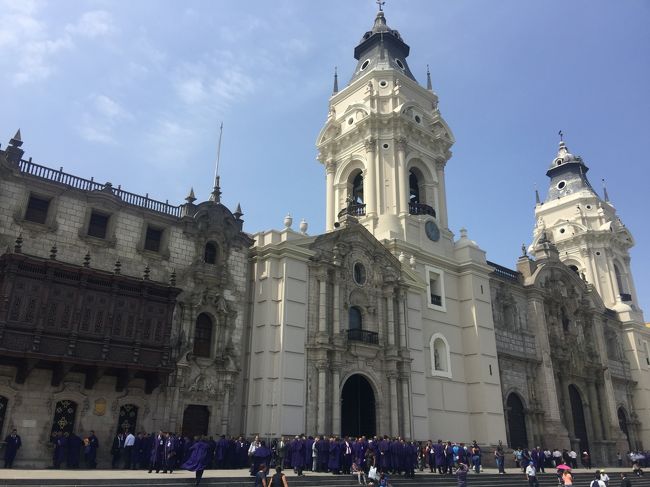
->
317, 8, 454, 254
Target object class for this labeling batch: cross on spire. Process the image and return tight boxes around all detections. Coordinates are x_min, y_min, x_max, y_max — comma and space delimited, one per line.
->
376, 0, 385, 11
558, 130, 564, 142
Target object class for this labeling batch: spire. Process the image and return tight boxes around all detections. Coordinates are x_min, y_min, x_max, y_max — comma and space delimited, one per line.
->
426, 65, 432, 90
332, 66, 339, 94
234, 202, 243, 220
11, 129, 22, 146
210, 123, 224, 203
602, 178, 610, 202
185, 187, 196, 204
535, 186, 540, 205
544, 135, 596, 202
5, 129, 25, 164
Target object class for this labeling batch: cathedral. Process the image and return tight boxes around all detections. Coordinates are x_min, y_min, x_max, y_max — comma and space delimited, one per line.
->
0, 8, 648, 468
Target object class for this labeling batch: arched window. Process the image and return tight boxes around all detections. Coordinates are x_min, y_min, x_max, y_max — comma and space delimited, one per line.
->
351, 172, 364, 204
614, 262, 630, 301
193, 313, 213, 358
409, 170, 420, 204
506, 393, 528, 449
204, 242, 217, 264
117, 404, 139, 434
618, 407, 633, 451
50, 400, 77, 439
430, 333, 451, 378
349, 306, 362, 331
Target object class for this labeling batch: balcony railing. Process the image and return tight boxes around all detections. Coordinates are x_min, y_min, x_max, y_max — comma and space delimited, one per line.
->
620, 293, 632, 302
487, 260, 521, 281
409, 202, 436, 217
347, 329, 379, 345
338, 203, 366, 219
430, 294, 442, 307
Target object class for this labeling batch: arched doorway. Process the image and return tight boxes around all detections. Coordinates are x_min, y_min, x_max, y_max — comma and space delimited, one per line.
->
506, 393, 528, 448
618, 407, 633, 451
341, 374, 376, 438
182, 405, 210, 438
569, 385, 589, 454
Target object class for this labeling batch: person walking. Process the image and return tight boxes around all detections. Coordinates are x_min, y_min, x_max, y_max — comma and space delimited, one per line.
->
525, 462, 539, 487
494, 441, 505, 474
268, 466, 289, 487
123, 430, 135, 469
620, 472, 632, 487
255, 463, 268, 487
456, 462, 468, 487
182, 437, 209, 486
590, 471, 606, 487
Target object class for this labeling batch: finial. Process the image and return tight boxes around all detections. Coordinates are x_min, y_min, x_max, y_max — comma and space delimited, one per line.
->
83, 252, 91, 267
558, 129, 564, 142
143, 265, 150, 280
333, 66, 339, 94
6, 129, 25, 163
284, 213, 293, 229
14, 233, 23, 253
169, 269, 177, 287
299, 218, 308, 235
535, 183, 540, 205
10, 129, 22, 146
234, 203, 243, 220
602, 178, 610, 202
426, 65, 432, 91
114, 260, 121, 275
185, 187, 196, 204
521, 244, 527, 257
49, 244, 58, 260
376, 0, 385, 11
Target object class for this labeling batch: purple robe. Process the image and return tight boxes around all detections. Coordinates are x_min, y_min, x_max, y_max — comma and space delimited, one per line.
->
182, 441, 209, 472
328, 441, 341, 471
290, 439, 305, 468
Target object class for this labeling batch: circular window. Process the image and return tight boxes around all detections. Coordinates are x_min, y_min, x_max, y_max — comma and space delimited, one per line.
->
348, 117, 354, 125
555, 158, 563, 166
379, 80, 388, 88
557, 181, 566, 190
586, 205, 592, 210
353, 262, 366, 285
361, 59, 370, 71
596, 251, 601, 256
395, 59, 405, 70
415, 115, 421, 123
382, 143, 389, 149
560, 228, 565, 234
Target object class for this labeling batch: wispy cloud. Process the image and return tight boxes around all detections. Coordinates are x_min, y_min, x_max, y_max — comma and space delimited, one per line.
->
66, 10, 114, 38
78, 94, 132, 144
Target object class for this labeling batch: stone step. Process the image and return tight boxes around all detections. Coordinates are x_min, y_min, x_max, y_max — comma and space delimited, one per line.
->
1, 472, 648, 487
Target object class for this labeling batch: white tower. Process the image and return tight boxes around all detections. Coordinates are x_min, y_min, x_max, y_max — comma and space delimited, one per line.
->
532, 139, 643, 323
317, 10, 454, 253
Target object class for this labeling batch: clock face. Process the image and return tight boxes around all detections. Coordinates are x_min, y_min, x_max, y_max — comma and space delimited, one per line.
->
425, 221, 440, 242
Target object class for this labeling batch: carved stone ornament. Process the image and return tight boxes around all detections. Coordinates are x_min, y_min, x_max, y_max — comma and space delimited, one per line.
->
188, 373, 219, 397
93, 398, 107, 416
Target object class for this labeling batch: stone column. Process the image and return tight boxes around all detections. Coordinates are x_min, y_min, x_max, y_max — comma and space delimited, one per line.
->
317, 361, 328, 434
396, 138, 408, 215
318, 278, 327, 333
388, 373, 399, 437
400, 375, 412, 439
221, 384, 231, 435
434, 160, 448, 228
386, 290, 395, 347
333, 281, 340, 336
325, 160, 337, 231
332, 366, 341, 436
560, 375, 576, 442
364, 138, 377, 217
397, 289, 407, 349
587, 379, 604, 440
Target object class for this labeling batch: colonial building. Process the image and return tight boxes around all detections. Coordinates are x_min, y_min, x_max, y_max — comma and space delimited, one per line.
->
0, 6, 647, 468
0, 132, 252, 466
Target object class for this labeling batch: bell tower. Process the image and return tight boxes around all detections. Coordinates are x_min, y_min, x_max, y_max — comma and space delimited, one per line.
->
531, 138, 643, 323
317, 8, 454, 251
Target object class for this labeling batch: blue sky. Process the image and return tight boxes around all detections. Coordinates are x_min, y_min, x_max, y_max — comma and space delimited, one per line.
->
1, 0, 649, 313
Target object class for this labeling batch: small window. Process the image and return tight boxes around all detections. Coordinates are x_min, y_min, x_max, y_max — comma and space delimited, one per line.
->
557, 181, 566, 190
144, 226, 163, 252
24, 195, 50, 224
395, 59, 405, 70
193, 313, 213, 358
87, 211, 109, 239
644, 341, 650, 367
204, 242, 217, 264
361, 59, 370, 71
426, 266, 445, 311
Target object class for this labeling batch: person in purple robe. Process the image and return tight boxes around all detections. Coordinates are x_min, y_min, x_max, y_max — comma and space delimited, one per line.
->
389, 438, 400, 474
328, 436, 341, 474
290, 436, 305, 476
67, 432, 82, 468
215, 435, 228, 468
253, 440, 272, 475
378, 436, 389, 473
163, 433, 177, 473
3, 429, 21, 468
148, 431, 166, 473
182, 437, 210, 485
317, 435, 329, 472
434, 440, 445, 474
52, 431, 67, 469
304, 436, 314, 471
342, 437, 353, 474
84, 431, 99, 469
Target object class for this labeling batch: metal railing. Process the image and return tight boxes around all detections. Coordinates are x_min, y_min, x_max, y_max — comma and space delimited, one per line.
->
338, 203, 366, 219
408, 202, 436, 217
620, 293, 632, 302
17, 159, 182, 218
487, 260, 520, 281
431, 294, 442, 307
347, 329, 379, 345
